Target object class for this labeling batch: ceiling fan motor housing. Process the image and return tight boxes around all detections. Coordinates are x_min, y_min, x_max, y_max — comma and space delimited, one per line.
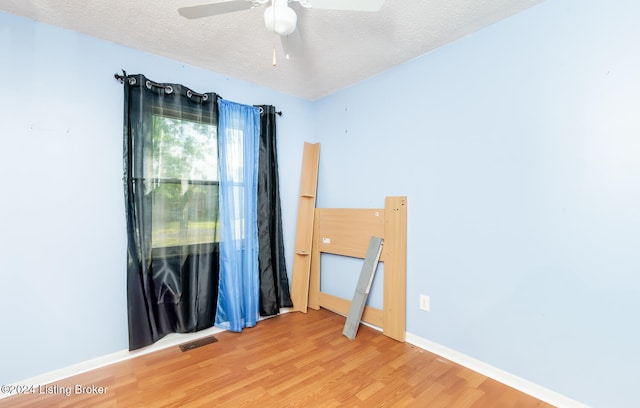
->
264, 0, 297, 35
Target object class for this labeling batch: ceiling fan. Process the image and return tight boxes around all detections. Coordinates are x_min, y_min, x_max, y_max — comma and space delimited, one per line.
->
178, 0, 385, 61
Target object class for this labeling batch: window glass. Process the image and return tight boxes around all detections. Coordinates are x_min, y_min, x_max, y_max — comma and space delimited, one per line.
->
150, 115, 219, 248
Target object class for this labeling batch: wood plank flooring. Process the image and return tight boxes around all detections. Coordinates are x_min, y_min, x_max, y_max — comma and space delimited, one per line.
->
0, 308, 553, 407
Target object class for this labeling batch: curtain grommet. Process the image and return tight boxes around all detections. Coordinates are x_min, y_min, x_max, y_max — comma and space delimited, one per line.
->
187, 89, 208, 101
145, 80, 173, 94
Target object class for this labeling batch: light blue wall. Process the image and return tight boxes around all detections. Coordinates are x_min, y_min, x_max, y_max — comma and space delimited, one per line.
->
312, 1, 640, 407
0, 11, 312, 385
2, 0, 639, 406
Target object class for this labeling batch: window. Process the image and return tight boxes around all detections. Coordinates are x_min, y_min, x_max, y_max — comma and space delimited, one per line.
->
149, 114, 219, 249
223, 127, 247, 241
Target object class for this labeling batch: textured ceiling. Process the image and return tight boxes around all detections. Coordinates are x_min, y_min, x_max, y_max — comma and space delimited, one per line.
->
0, 0, 543, 100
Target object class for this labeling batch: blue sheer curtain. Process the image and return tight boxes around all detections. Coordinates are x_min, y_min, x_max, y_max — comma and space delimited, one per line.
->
215, 99, 261, 332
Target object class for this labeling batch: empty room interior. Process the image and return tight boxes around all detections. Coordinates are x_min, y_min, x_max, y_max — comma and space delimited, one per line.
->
0, 0, 638, 407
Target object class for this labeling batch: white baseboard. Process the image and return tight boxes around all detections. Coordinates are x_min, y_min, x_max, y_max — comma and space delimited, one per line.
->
0, 325, 228, 399
2, 313, 587, 408
1, 311, 294, 399
405, 333, 589, 408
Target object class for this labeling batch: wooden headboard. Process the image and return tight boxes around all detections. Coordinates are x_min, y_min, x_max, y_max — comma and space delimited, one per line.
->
308, 196, 407, 342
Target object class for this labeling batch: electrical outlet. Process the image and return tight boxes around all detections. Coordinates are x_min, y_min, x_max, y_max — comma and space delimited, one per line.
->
419, 294, 430, 311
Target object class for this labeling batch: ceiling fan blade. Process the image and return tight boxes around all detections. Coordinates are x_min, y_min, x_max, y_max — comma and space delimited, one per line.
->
178, 0, 256, 19
303, 0, 384, 12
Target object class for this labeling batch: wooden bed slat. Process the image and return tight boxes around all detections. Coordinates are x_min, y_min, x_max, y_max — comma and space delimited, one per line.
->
318, 292, 384, 328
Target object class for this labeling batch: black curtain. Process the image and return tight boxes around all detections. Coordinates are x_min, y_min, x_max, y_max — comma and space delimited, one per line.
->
121, 74, 291, 350
257, 105, 293, 315
123, 74, 219, 350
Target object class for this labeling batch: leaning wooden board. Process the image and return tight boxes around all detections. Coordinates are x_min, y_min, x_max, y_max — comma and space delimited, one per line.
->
289, 142, 320, 313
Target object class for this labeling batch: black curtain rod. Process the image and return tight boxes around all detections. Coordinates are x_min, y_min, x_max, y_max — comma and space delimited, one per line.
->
114, 70, 282, 116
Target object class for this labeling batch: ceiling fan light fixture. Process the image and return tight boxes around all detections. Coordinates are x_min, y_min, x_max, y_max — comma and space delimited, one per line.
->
264, 2, 297, 36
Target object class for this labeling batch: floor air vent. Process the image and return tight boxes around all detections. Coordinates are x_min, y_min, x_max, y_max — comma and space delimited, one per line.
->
179, 335, 218, 352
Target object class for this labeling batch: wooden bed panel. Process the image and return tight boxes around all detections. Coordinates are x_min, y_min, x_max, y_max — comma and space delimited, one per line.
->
309, 196, 407, 342
290, 142, 320, 313
315, 208, 386, 260
308, 207, 384, 311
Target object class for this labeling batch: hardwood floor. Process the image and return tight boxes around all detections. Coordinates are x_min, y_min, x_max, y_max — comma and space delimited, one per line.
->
0, 308, 553, 407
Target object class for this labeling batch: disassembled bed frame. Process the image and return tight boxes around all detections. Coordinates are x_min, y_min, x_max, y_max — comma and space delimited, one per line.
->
307, 196, 407, 342
288, 143, 407, 342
